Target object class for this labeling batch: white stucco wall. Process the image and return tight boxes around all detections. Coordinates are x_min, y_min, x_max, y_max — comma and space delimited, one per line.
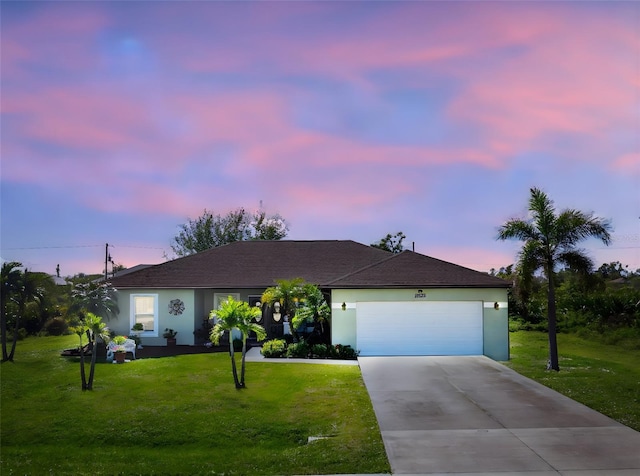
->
113, 288, 268, 346
114, 289, 196, 345
330, 287, 509, 361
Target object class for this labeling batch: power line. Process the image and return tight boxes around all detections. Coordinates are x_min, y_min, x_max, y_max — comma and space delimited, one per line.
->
2, 245, 102, 250
2, 244, 166, 251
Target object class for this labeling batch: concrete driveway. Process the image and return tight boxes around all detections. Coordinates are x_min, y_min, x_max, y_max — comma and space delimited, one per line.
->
358, 356, 640, 475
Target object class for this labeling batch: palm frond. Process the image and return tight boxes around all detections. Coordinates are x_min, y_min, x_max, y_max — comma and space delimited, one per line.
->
246, 322, 267, 341
497, 219, 539, 242
518, 240, 545, 274
209, 323, 226, 345
555, 210, 612, 248
210, 296, 266, 345
557, 249, 594, 274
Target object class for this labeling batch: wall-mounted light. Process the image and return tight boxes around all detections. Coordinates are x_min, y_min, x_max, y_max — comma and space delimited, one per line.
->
274, 302, 281, 313
341, 302, 347, 311
494, 302, 500, 310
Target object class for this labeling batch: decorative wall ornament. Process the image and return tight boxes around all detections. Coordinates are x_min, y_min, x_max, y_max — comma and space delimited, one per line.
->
168, 299, 185, 315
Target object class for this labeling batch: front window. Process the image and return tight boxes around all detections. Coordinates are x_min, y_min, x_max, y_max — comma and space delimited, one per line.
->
212, 293, 240, 323
131, 294, 158, 333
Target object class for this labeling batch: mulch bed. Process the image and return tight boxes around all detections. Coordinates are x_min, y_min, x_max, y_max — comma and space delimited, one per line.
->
61, 343, 252, 360
135, 344, 228, 358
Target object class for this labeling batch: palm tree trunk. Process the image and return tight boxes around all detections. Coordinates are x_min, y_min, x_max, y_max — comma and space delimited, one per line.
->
229, 337, 241, 389
78, 336, 88, 390
546, 270, 560, 371
7, 303, 23, 361
87, 333, 97, 390
1, 307, 9, 362
240, 335, 247, 387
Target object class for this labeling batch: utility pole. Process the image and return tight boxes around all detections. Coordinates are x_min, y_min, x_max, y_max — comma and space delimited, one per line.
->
104, 243, 109, 281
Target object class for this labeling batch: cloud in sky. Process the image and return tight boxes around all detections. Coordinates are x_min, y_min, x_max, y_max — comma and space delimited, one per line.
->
1, 1, 638, 276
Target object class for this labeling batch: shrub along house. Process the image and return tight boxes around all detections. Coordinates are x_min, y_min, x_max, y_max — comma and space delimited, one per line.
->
108, 240, 510, 360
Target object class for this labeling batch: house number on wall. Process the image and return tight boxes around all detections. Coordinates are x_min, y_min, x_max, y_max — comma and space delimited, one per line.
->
168, 299, 185, 315
414, 290, 426, 299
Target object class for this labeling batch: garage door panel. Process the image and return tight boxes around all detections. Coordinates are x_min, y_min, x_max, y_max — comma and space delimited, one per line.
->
357, 301, 482, 356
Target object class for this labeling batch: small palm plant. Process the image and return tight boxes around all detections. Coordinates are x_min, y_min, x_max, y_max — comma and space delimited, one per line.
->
84, 312, 110, 390
209, 296, 266, 389
68, 320, 90, 390
69, 313, 110, 390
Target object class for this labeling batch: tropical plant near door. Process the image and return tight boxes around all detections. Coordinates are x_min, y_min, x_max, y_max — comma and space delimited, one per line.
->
293, 284, 331, 343
209, 296, 266, 388
497, 187, 612, 371
261, 278, 306, 339
261, 279, 331, 341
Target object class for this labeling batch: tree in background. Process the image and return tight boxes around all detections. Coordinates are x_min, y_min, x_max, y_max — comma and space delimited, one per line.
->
70, 281, 119, 321
597, 261, 633, 281
497, 187, 612, 371
209, 296, 266, 389
370, 231, 406, 253
1, 263, 48, 362
1, 262, 22, 361
171, 208, 288, 257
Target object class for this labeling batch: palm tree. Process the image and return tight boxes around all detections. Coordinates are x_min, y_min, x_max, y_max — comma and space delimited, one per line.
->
294, 284, 331, 343
69, 319, 90, 390
498, 187, 612, 370
209, 296, 266, 389
70, 281, 119, 321
1, 262, 22, 361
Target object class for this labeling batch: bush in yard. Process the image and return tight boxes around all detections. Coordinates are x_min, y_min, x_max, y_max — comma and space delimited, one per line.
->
43, 317, 67, 336
334, 344, 359, 360
261, 339, 287, 358
286, 341, 309, 358
311, 343, 328, 358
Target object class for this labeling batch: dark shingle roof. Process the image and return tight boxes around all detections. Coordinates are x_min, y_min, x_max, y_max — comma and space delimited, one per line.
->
109, 240, 509, 289
325, 250, 510, 288
109, 240, 392, 289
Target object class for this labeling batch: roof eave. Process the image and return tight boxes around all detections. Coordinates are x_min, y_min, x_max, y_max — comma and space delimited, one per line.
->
322, 283, 511, 289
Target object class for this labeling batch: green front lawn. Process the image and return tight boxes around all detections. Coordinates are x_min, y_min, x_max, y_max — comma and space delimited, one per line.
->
505, 330, 640, 431
1, 336, 390, 475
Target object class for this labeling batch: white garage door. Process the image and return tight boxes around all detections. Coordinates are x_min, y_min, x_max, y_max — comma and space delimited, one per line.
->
356, 301, 483, 356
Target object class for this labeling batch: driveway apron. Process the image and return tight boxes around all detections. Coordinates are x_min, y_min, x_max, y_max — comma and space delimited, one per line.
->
359, 356, 640, 475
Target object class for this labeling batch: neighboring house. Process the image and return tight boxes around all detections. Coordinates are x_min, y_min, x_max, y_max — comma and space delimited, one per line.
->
108, 240, 510, 360
51, 275, 68, 286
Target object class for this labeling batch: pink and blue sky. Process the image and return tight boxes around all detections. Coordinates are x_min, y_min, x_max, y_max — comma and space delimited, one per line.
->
1, 1, 639, 277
